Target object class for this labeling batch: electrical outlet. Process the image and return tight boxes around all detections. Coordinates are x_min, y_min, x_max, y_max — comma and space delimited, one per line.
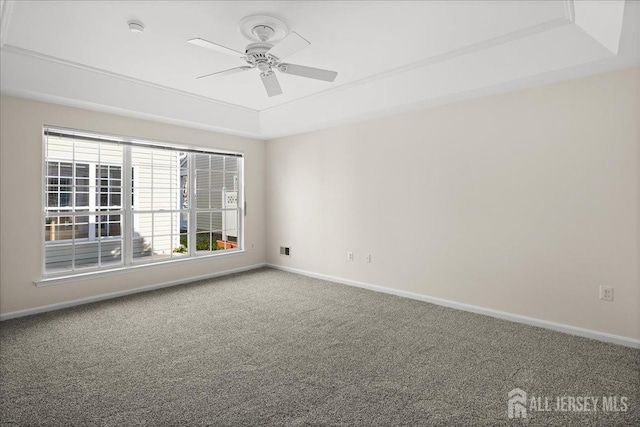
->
365, 254, 371, 263
347, 251, 354, 261
599, 286, 614, 301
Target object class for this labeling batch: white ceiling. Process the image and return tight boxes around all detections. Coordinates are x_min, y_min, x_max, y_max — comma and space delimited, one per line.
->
1, 1, 638, 139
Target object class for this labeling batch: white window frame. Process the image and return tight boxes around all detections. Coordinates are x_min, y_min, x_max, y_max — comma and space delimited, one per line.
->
45, 160, 125, 243
40, 127, 244, 282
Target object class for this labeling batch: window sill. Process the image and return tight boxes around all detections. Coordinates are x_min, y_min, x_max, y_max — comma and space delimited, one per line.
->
35, 250, 246, 287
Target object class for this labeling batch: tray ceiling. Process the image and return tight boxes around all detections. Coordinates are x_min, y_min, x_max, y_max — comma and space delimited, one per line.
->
1, 1, 638, 139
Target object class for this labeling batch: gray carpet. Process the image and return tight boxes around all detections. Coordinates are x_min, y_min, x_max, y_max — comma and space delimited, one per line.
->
1, 268, 638, 426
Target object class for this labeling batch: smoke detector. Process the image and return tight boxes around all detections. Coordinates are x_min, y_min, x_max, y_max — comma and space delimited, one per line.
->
128, 20, 145, 34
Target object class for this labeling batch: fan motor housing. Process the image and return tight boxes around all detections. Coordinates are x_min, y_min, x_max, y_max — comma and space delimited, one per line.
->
245, 42, 279, 67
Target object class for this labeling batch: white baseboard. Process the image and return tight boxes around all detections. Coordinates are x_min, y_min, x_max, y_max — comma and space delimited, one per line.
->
0, 263, 266, 321
267, 263, 640, 349
4, 261, 638, 349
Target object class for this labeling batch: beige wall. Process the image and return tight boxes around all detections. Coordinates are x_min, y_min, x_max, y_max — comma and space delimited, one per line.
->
0, 96, 265, 314
266, 67, 640, 340
2, 68, 638, 341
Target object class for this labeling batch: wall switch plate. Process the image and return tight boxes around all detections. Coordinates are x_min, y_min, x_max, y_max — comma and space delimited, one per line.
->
347, 251, 354, 261
250, 242, 255, 250
599, 286, 614, 301
365, 254, 371, 263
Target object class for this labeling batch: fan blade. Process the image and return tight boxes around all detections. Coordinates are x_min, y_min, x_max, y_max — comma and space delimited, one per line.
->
266, 32, 310, 60
187, 38, 245, 58
196, 66, 253, 80
260, 72, 283, 97
278, 63, 337, 82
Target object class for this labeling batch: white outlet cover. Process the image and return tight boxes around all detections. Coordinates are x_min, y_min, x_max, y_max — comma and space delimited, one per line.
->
599, 286, 614, 301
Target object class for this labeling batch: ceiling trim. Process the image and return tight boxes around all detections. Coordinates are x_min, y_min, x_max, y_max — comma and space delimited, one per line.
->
563, 0, 576, 23
0, 85, 264, 140
0, 44, 258, 114
0, 0, 15, 47
3, 0, 633, 141
261, 15, 572, 114
261, 61, 637, 141
1, 47, 262, 138
573, 0, 626, 54
0, 9, 572, 116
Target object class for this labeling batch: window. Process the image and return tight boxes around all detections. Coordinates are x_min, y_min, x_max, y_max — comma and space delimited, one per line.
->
45, 161, 124, 243
43, 128, 243, 276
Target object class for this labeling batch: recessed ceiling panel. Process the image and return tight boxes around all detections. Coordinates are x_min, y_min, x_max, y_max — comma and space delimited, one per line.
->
5, 1, 567, 110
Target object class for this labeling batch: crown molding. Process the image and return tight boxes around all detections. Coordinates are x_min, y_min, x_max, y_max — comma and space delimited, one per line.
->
0, 47, 263, 139
0, 44, 258, 114
4, 1, 630, 140
260, 16, 572, 115
0, 86, 265, 140
0, 0, 15, 47
563, 0, 576, 23
1, 13, 571, 119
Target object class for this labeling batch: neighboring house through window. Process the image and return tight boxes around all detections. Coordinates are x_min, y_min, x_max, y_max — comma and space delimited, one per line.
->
43, 128, 243, 276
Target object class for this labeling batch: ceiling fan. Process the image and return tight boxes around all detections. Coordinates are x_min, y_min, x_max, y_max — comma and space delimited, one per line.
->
188, 15, 338, 97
